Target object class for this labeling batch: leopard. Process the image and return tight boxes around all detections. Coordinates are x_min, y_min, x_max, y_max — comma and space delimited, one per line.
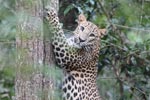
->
44, 7, 106, 100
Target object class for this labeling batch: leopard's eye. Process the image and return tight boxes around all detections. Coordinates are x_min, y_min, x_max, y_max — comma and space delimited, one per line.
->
89, 33, 95, 37
79, 37, 86, 42
80, 26, 84, 31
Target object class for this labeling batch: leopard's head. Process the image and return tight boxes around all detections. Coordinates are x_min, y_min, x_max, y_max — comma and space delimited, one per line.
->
73, 14, 106, 51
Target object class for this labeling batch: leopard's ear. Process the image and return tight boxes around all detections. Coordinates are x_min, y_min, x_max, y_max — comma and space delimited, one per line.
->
77, 14, 87, 24
98, 29, 107, 38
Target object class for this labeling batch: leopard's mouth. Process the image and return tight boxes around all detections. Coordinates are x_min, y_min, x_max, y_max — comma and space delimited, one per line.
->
67, 36, 94, 52
74, 38, 94, 52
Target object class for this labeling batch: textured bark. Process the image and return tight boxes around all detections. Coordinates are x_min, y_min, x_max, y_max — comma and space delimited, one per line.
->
15, 0, 58, 100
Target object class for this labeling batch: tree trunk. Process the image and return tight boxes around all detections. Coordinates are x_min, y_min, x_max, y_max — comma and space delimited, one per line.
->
15, 0, 58, 100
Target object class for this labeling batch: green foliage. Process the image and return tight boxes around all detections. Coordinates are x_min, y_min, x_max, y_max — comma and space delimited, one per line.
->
99, 31, 150, 100
63, 5, 75, 15
0, 0, 16, 100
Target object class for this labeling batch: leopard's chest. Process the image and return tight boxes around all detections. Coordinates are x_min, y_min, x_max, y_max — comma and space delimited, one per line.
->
62, 68, 98, 100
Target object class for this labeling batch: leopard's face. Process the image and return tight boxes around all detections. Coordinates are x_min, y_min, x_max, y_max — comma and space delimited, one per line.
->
72, 22, 101, 53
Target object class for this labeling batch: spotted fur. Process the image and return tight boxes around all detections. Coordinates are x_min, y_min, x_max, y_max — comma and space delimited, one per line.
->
44, 7, 106, 100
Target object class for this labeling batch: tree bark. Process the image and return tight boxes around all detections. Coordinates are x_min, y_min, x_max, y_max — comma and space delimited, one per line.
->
15, 0, 58, 100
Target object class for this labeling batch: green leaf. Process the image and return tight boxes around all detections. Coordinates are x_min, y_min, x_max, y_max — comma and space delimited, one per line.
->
63, 5, 74, 15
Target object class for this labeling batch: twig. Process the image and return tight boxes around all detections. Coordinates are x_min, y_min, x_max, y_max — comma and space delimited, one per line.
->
101, 40, 127, 51
112, 23, 150, 32
97, 0, 112, 24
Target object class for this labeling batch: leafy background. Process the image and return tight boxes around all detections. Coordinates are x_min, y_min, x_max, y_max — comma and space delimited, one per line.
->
0, 0, 150, 100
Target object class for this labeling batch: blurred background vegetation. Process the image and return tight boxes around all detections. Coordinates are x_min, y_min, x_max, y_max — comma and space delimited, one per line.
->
0, 0, 150, 100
